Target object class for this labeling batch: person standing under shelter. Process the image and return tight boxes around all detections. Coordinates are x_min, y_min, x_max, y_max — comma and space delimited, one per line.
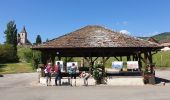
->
70, 63, 77, 86
54, 62, 62, 86
44, 63, 52, 86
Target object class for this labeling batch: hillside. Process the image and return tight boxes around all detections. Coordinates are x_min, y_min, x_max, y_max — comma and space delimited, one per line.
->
138, 32, 170, 42
152, 32, 170, 42
138, 37, 149, 40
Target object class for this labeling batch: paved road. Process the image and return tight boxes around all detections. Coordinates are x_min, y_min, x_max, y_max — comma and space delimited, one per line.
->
0, 71, 170, 100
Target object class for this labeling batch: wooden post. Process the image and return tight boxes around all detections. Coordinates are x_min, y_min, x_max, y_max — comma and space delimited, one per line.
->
84, 57, 93, 74
42, 51, 49, 65
51, 52, 55, 66
127, 56, 131, 61
120, 56, 122, 61
102, 57, 110, 76
138, 53, 142, 71
144, 52, 148, 66
148, 51, 153, 64
84, 57, 99, 73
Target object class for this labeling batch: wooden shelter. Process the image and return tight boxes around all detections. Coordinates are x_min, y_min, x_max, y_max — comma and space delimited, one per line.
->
32, 25, 161, 72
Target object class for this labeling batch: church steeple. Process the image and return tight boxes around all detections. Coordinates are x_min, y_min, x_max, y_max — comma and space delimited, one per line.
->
18, 26, 27, 45
17, 26, 31, 46
21, 26, 27, 34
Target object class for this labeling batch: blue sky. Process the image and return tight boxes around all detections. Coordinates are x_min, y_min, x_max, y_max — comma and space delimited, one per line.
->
0, 0, 170, 43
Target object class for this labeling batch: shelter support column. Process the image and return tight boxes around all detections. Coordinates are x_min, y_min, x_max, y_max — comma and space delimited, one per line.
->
102, 57, 110, 76
137, 53, 142, 71
84, 57, 98, 74
41, 51, 48, 65
51, 53, 56, 66
142, 51, 154, 72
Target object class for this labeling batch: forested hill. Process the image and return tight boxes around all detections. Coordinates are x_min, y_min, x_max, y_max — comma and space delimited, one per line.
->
139, 32, 170, 42
152, 32, 170, 42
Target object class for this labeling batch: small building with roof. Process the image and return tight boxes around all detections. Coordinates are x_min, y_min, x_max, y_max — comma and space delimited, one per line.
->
32, 25, 165, 86
32, 25, 161, 78
32, 25, 161, 65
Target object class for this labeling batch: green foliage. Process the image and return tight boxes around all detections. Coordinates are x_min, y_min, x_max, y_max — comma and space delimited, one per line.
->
17, 47, 42, 69
139, 32, 170, 42
138, 37, 149, 40
153, 51, 170, 67
35, 35, 42, 44
0, 44, 18, 63
152, 32, 170, 42
17, 47, 33, 63
4, 21, 18, 46
4, 21, 18, 62
92, 64, 103, 84
32, 50, 42, 69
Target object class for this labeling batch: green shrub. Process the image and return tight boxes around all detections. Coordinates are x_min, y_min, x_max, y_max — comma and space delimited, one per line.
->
31, 50, 41, 69
17, 47, 33, 63
0, 44, 18, 63
92, 64, 103, 84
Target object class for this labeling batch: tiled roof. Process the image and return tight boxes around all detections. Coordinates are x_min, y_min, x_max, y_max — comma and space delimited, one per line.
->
159, 38, 170, 44
33, 25, 160, 49
147, 37, 159, 44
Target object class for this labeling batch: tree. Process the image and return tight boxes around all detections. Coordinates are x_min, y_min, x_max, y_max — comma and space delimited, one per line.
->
46, 38, 49, 42
4, 21, 17, 46
35, 35, 42, 44
4, 21, 18, 62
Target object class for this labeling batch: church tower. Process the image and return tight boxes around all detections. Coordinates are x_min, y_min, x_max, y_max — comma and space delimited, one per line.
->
18, 26, 28, 45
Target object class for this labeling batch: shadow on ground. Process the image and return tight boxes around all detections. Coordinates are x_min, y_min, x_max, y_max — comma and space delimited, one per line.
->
155, 77, 170, 84
0, 64, 6, 77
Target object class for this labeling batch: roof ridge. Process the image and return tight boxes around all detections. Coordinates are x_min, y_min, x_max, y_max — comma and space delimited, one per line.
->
38, 25, 161, 48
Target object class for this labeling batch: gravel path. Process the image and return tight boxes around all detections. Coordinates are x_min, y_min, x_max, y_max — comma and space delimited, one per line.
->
0, 71, 170, 100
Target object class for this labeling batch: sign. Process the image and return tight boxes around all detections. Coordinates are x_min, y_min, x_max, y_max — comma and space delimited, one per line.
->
67, 62, 78, 72
127, 61, 139, 69
55, 61, 64, 72
112, 61, 123, 69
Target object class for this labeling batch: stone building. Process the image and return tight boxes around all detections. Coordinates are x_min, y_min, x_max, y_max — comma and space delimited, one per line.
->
17, 26, 31, 45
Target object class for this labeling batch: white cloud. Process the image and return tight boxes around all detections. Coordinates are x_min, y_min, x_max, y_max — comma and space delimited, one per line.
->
120, 30, 131, 34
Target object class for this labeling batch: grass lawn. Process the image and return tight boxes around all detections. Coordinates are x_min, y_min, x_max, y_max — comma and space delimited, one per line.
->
153, 51, 170, 67
0, 62, 35, 74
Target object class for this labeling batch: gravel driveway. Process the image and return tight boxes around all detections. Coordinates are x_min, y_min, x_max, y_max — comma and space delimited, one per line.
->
0, 71, 170, 100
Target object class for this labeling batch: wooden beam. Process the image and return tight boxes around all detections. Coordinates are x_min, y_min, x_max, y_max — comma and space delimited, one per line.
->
92, 57, 99, 62
104, 57, 110, 63
67, 57, 73, 62
114, 56, 120, 61
84, 57, 90, 63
